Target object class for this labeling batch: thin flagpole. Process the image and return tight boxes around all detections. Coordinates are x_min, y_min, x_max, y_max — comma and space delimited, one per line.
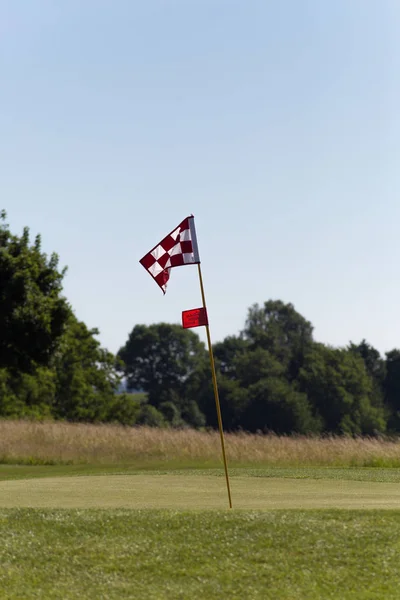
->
197, 263, 233, 509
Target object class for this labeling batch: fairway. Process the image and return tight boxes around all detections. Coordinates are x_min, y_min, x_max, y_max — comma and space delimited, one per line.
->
2, 508, 400, 599
1, 473, 400, 509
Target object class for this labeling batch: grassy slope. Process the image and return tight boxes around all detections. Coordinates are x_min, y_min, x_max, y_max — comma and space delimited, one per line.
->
1, 509, 400, 599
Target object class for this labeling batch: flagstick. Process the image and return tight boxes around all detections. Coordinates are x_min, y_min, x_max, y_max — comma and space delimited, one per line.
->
197, 263, 233, 509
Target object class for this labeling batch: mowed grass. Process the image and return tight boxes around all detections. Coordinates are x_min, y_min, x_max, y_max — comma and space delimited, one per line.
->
2, 420, 400, 468
1, 471, 400, 510
2, 421, 400, 597
5, 463, 400, 483
1, 508, 400, 599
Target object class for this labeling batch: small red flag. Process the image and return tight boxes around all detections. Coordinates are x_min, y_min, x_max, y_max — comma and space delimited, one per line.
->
182, 307, 208, 329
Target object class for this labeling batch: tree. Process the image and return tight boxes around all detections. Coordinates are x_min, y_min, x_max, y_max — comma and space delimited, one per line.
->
196, 374, 250, 431
213, 336, 249, 378
0, 211, 70, 372
53, 315, 122, 422
242, 377, 321, 434
243, 300, 313, 380
0, 366, 55, 419
299, 344, 386, 434
349, 340, 386, 393
118, 323, 207, 426
199, 336, 318, 432
234, 347, 284, 387
384, 349, 400, 431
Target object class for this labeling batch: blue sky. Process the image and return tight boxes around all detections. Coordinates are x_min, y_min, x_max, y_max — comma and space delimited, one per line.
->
1, 0, 399, 355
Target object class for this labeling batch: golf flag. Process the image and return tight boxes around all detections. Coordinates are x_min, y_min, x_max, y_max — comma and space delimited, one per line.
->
139, 216, 200, 294
139, 215, 232, 508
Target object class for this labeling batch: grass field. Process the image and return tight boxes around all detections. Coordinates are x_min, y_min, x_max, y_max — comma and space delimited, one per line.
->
1, 508, 400, 599
2, 421, 400, 598
1, 469, 400, 510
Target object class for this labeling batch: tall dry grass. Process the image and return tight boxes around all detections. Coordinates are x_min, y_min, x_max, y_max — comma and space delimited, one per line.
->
1, 420, 400, 467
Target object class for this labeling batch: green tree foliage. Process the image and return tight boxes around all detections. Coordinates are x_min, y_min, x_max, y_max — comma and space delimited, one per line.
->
234, 347, 284, 387
0, 211, 70, 372
0, 314, 125, 423
235, 347, 320, 434
199, 344, 320, 434
213, 336, 249, 378
136, 404, 166, 427
384, 349, 400, 431
243, 300, 314, 380
0, 366, 55, 419
349, 340, 386, 387
0, 212, 127, 424
118, 323, 208, 427
196, 375, 249, 431
52, 315, 122, 422
299, 344, 386, 434
242, 377, 321, 434
196, 304, 388, 435
349, 340, 386, 402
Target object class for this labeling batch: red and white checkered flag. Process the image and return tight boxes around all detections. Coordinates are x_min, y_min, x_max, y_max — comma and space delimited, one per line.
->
140, 216, 200, 293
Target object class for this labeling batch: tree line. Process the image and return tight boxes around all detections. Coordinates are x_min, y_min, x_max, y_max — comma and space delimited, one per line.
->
1, 211, 399, 435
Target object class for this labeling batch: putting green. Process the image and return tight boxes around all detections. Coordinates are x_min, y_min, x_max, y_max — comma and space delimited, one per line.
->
1, 474, 400, 509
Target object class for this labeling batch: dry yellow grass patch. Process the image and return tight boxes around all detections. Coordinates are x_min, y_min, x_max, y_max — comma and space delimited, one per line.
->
1, 420, 400, 467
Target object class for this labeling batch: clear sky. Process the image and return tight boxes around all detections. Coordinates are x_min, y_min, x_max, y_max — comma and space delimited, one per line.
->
1, 0, 399, 355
